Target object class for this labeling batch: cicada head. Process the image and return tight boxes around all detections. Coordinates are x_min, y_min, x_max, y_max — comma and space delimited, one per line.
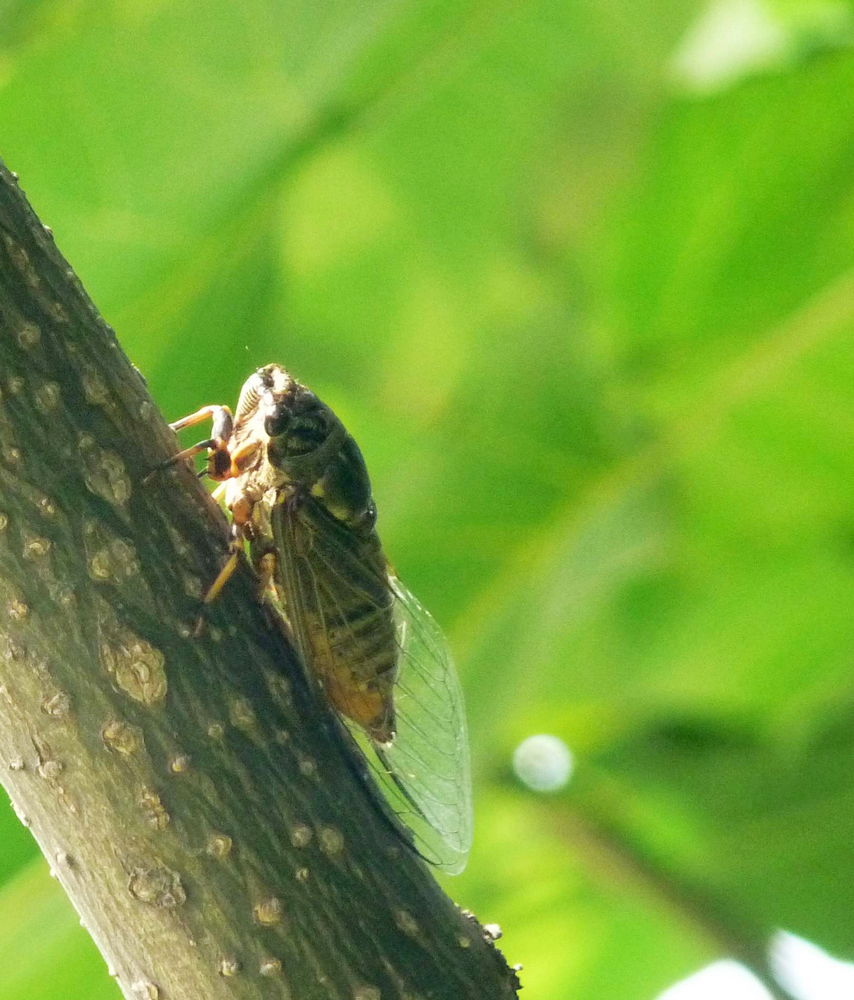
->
244, 363, 374, 529
246, 365, 339, 466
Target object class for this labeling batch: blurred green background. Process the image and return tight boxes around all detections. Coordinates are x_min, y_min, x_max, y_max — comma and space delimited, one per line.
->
2, 1, 854, 998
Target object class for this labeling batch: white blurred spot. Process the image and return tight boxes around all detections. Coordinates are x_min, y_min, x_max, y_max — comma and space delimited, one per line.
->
655, 961, 773, 1000
670, 0, 853, 94
654, 936, 854, 1000
670, 0, 787, 92
512, 735, 573, 792
771, 932, 854, 1000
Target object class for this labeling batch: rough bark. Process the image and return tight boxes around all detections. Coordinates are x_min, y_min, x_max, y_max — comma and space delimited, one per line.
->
0, 158, 519, 1000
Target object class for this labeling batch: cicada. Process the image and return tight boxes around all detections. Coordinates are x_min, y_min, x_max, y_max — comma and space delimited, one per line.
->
161, 364, 473, 873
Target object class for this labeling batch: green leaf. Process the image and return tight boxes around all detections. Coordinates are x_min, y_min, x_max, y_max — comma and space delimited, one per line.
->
0, 860, 119, 999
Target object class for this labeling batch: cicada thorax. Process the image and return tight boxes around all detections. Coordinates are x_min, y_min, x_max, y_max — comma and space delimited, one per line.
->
258, 369, 399, 744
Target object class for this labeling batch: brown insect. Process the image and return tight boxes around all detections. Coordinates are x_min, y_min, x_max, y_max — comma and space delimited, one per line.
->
160, 364, 472, 871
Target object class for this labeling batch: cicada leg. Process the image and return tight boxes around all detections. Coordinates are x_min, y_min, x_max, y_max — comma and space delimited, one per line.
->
169, 404, 233, 436
203, 527, 244, 603
255, 548, 277, 602
187, 520, 247, 636
144, 404, 235, 483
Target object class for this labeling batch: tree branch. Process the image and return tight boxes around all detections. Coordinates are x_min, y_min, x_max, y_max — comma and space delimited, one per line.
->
0, 157, 519, 1000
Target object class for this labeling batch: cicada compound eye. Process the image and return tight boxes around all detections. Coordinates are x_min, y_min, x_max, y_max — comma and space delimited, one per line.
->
264, 402, 291, 439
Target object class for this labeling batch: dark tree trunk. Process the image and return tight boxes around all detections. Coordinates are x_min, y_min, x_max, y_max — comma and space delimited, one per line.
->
0, 158, 519, 1000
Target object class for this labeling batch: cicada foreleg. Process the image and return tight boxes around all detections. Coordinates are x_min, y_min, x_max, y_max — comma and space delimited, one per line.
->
144, 404, 235, 484
172, 404, 235, 481
146, 402, 253, 625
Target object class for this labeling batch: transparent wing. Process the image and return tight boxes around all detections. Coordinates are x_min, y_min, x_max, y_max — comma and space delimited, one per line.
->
270, 497, 473, 873
375, 574, 473, 872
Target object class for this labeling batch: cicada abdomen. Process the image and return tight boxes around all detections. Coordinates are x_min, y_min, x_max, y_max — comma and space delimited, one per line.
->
272, 489, 473, 871
272, 489, 399, 745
